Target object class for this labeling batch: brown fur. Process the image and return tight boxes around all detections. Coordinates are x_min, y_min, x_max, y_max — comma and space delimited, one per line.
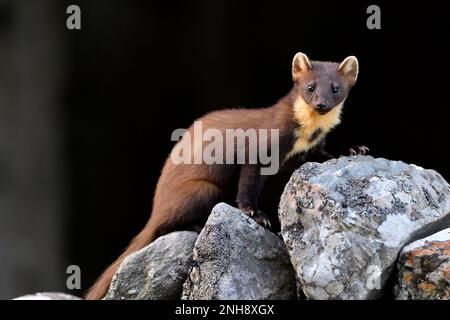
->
85, 53, 358, 299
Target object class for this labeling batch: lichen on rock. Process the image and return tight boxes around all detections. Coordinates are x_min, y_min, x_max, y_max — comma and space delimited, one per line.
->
279, 156, 450, 299
395, 228, 450, 300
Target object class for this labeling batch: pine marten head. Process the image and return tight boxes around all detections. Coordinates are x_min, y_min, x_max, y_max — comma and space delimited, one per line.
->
291, 52, 359, 115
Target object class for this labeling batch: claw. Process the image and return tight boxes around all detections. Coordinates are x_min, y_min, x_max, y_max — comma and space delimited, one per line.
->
240, 207, 255, 217
348, 145, 370, 156
357, 145, 370, 155
261, 219, 270, 228
244, 210, 272, 229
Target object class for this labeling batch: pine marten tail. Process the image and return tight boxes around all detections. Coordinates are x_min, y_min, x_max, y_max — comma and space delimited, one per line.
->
84, 222, 159, 300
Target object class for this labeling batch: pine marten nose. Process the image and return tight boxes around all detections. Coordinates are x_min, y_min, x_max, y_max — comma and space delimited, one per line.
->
316, 102, 328, 110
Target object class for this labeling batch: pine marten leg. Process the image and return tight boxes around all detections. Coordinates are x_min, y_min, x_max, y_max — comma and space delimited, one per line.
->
307, 141, 334, 163
236, 164, 271, 228
279, 153, 307, 175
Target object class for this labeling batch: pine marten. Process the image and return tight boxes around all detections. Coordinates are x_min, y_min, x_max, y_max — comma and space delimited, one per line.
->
86, 52, 365, 299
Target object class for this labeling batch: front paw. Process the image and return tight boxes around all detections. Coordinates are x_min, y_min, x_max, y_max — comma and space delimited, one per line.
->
239, 206, 272, 229
346, 145, 370, 156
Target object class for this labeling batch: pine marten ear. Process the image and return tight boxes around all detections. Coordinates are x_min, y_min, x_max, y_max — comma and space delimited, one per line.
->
292, 52, 312, 80
338, 56, 359, 85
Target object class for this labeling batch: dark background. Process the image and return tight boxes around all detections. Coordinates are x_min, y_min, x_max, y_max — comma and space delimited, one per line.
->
0, 0, 448, 298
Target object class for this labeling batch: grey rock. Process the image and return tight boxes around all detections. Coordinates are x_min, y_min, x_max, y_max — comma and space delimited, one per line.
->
13, 292, 81, 300
182, 203, 297, 300
279, 156, 450, 299
395, 228, 450, 300
104, 231, 198, 300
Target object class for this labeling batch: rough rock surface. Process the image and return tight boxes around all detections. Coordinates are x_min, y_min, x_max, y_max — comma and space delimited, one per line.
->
104, 231, 198, 300
182, 203, 297, 300
13, 292, 81, 300
279, 156, 450, 299
395, 228, 450, 300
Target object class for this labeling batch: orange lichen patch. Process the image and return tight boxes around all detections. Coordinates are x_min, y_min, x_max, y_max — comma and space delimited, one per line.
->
444, 244, 450, 256
406, 253, 415, 266
424, 241, 450, 251
443, 266, 450, 279
402, 272, 414, 284
405, 249, 436, 266
417, 282, 436, 294
408, 241, 450, 261
406, 248, 435, 265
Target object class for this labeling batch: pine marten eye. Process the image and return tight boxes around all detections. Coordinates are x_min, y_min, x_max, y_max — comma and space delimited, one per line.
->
306, 84, 315, 93
332, 85, 340, 94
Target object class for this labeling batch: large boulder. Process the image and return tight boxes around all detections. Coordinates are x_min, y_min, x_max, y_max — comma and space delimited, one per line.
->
182, 203, 297, 300
104, 231, 198, 300
395, 228, 449, 300
279, 156, 450, 299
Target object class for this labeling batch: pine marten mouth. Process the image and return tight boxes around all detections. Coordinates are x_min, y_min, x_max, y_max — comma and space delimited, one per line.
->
315, 108, 332, 115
